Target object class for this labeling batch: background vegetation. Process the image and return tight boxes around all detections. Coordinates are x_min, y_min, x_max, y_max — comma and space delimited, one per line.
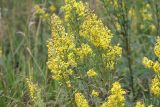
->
0, 0, 160, 107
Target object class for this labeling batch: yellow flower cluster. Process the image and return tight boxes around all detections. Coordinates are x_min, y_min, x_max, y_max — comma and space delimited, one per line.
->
142, 57, 154, 69
34, 5, 49, 20
142, 37, 160, 98
75, 92, 89, 107
101, 82, 126, 107
148, 105, 153, 107
79, 9, 121, 70
103, 45, 122, 70
152, 61, 160, 73
143, 57, 160, 73
128, 8, 136, 19
26, 77, 39, 102
140, 3, 156, 32
135, 101, 144, 107
151, 76, 160, 97
135, 101, 153, 107
91, 90, 99, 97
100, 102, 107, 107
76, 43, 92, 59
113, 0, 118, 9
154, 37, 160, 58
47, 14, 76, 80
49, 5, 56, 13
34, 5, 45, 15
103, 45, 122, 60
115, 22, 121, 31
140, 4, 152, 21
87, 69, 97, 77
62, 0, 85, 22
66, 80, 72, 88
68, 52, 77, 67
50, 14, 65, 37
80, 13, 112, 49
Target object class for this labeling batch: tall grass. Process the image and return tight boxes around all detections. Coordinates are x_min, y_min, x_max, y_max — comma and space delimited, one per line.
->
0, 0, 57, 106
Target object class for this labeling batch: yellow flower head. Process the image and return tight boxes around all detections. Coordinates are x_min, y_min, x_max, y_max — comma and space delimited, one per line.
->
66, 80, 72, 88
101, 82, 126, 107
135, 101, 144, 107
49, 5, 56, 13
50, 14, 65, 37
34, 5, 49, 20
34, 5, 45, 15
153, 61, 160, 73
141, 3, 152, 21
64, 0, 76, 4
75, 92, 89, 107
154, 37, 160, 58
151, 76, 160, 97
80, 13, 112, 49
63, 0, 85, 22
142, 57, 154, 69
91, 90, 99, 97
150, 24, 156, 32
103, 45, 122, 70
100, 102, 107, 107
26, 77, 39, 102
103, 45, 122, 60
68, 52, 77, 67
52, 74, 62, 80
76, 43, 92, 59
87, 69, 97, 77
135, 101, 153, 107
142, 57, 160, 73
148, 105, 153, 107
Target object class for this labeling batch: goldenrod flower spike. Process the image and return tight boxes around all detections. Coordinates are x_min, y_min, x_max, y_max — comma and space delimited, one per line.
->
101, 82, 126, 107
49, 5, 56, 13
142, 57, 160, 73
80, 13, 112, 49
63, 0, 85, 21
148, 105, 153, 107
26, 77, 39, 102
154, 37, 160, 58
76, 43, 93, 60
142, 57, 154, 69
135, 101, 144, 107
140, 3, 152, 21
91, 90, 99, 97
135, 101, 153, 107
151, 76, 160, 97
34, 5, 45, 16
75, 92, 89, 107
47, 14, 76, 80
50, 14, 65, 37
66, 80, 72, 88
34, 5, 49, 20
87, 69, 97, 77
153, 61, 160, 73
142, 36, 160, 101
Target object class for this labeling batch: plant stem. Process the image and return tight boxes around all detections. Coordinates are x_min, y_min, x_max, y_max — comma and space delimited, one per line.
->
119, 0, 135, 98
